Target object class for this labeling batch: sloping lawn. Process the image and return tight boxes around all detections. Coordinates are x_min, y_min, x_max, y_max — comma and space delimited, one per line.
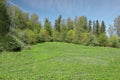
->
0, 42, 120, 80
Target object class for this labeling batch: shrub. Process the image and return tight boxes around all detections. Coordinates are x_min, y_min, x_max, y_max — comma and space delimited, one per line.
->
83, 33, 98, 46
98, 33, 108, 46
0, 34, 23, 52
18, 29, 37, 44
65, 30, 75, 43
38, 29, 52, 42
108, 36, 120, 48
52, 31, 61, 42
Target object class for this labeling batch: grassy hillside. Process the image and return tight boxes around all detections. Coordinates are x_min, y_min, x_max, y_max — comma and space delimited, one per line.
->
0, 42, 120, 80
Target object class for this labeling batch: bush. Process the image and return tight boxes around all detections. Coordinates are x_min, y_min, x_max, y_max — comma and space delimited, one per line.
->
83, 33, 99, 46
65, 30, 75, 43
98, 33, 108, 46
108, 36, 120, 48
38, 29, 52, 42
0, 34, 23, 52
80, 33, 89, 45
18, 29, 37, 44
52, 31, 61, 42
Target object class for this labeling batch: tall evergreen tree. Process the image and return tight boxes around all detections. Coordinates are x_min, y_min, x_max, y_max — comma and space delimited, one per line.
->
95, 20, 100, 37
92, 21, 96, 34
100, 21, 106, 34
88, 20, 92, 32
55, 15, 62, 32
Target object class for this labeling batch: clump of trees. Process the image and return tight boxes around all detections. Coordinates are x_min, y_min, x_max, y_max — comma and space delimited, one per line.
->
0, 0, 120, 52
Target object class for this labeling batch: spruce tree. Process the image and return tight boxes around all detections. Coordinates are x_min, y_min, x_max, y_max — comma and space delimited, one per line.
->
88, 20, 92, 32
95, 20, 100, 37
55, 15, 62, 32
100, 21, 106, 34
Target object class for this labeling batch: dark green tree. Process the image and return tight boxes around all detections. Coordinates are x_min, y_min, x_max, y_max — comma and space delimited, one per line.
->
92, 21, 96, 34
100, 21, 106, 34
95, 20, 100, 37
88, 20, 92, 32
0, 0, 10, 35
55, 15, 62, 32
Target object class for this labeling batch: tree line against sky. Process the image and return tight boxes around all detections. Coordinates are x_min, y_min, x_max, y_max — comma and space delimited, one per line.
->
0, 0, 120, 52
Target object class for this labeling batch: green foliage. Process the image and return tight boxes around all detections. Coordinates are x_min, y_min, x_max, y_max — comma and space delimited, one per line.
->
79, 16, 88, 32
25, 29, 37, 44
92, 21, 96, 34
98, 33, 108, 46
59, 21, 67, 42
73, 31, 81, 44
100, 21, 106, 34
1, 1, 120, 52
0, 0, 10, 35
0, 34, 23, 52
80, 33, 88, 45
108, 36, 120, 48
55, 15, 62, 32
52, 30, 61, 42
18, 29, 37, 44
80, 33, 98, 46
88, 20, 92, 32
44, 18, 52, 36
38, 29, 51, 42
95, 20, 100, 37
85, 33, 98, 46
66, 17, 74, 31
66, 30, 75, 43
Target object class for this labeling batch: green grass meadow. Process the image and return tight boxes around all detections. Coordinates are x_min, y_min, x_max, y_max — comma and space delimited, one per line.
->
0, 42, 120, 80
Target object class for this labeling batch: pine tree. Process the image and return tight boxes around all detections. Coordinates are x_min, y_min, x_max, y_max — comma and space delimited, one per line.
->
55, 15, 62, 32
100, 21, 106, 34
92, 21, 96, 34
88, 20, 92, 32
95, 20, 100, 37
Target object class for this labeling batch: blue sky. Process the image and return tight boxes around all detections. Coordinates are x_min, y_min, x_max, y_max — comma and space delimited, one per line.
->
9, 0, 120, 28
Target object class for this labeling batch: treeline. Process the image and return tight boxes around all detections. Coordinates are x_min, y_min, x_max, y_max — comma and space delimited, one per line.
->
0, 0, 120, 52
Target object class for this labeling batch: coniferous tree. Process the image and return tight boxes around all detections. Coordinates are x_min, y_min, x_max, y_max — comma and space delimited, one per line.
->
93, 21, 96, 34
55, 15, 62, 32
100, 21, 106, 34
95, 20, 100, 37
88, 20, 92, 32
